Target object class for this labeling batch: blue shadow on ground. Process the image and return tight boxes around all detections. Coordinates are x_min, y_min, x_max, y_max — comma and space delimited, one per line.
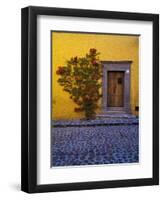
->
51, 119, 139, 167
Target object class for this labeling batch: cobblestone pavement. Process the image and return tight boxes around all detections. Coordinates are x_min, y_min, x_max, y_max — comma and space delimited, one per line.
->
51, 124, 139, 167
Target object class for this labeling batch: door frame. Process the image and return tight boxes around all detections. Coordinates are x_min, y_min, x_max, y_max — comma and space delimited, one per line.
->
102, 61, 132, 113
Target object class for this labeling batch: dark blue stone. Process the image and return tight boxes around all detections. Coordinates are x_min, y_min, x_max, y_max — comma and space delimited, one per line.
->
52, 122, 139, 166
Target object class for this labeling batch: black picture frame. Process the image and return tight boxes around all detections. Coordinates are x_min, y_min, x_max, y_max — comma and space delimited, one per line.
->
21, 6, 159, 193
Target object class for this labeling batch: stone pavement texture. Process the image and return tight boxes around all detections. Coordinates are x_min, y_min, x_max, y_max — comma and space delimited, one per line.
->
52, 116, 138, 127
51, 118, 139, 167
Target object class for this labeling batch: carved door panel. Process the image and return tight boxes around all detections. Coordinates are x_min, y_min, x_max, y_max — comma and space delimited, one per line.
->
107, 71, 124, 107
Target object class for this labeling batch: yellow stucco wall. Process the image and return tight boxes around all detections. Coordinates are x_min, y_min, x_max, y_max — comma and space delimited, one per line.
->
52, 32, 139, 120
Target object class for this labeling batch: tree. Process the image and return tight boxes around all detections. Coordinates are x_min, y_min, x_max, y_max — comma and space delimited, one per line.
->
56, 48, 102, 120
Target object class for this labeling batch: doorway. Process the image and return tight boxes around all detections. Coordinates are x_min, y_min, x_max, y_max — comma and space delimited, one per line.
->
102, 61, 132, 113
107, 71, 124, 107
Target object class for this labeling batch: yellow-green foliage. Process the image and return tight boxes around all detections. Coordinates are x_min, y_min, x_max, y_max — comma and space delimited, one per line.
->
52, 32, 139, 120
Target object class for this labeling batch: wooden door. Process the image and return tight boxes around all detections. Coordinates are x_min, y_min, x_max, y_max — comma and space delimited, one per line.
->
107, 71, 124, 107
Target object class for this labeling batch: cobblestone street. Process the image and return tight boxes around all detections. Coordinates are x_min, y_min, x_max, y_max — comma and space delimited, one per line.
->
51, 119, 139, 167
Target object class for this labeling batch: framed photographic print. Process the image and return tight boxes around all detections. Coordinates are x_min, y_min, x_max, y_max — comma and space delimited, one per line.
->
21, 6, 159, 193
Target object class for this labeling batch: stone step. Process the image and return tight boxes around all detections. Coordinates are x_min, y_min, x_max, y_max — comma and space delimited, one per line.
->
52, 117, 139, 127
96, 113, 136, 119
